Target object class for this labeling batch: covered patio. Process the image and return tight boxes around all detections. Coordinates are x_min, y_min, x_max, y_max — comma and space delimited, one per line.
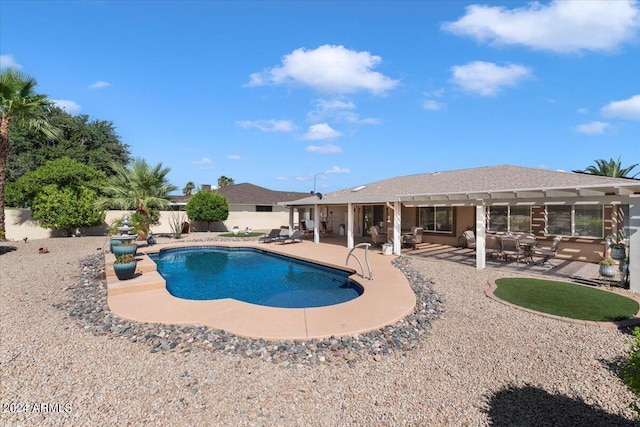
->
281, 166, 640, 292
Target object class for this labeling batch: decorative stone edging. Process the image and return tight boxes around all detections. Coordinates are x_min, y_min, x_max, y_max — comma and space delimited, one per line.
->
485, 279, 640, 330
55, 252, 444, 366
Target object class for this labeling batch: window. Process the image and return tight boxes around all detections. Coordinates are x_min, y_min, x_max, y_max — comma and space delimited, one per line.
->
487, 206, 530, 233
419, 207, 453, 233
574, 205, 603, 237
487, 206, 507, 232
256, 205, 273, 212
510, 206, 531, 232
546, 205, 603, 238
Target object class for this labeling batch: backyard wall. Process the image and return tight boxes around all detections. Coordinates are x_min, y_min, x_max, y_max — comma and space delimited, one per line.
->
3, 208, 298, 241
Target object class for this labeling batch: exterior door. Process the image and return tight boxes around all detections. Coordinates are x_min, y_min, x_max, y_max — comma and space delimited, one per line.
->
363, 205, 385, 237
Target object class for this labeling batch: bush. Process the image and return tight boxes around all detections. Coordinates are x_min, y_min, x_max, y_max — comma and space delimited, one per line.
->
31, 185, 105, 236
620, 327, 640, 419
185, 191, 229, 232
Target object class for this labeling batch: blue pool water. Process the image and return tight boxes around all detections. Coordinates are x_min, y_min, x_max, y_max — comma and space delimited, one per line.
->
150, 247, 363, 308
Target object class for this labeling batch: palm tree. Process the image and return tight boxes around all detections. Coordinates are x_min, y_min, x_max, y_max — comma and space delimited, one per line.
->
182, 181, 195, 196
99, 158, 178, 232
0, 68, 61, 238
574, 157, 639, 178
217, 175, 234, 187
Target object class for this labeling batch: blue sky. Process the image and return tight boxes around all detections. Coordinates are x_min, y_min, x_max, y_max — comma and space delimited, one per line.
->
1, 1, 639, 194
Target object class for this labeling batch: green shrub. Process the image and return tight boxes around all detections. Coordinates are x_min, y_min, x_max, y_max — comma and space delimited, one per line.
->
185, 191, 229, 232
620, 327, 640, 421
31, 185, 105, 236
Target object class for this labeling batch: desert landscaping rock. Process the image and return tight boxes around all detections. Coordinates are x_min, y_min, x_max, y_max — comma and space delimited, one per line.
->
1, 234, 637, 425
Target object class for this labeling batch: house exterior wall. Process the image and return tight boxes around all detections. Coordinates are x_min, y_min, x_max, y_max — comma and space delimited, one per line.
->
391, 204, 623, 263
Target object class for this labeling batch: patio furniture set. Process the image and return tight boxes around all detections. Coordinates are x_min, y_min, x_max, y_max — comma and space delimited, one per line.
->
463, 231, 561, 266
369, 226, 424, 250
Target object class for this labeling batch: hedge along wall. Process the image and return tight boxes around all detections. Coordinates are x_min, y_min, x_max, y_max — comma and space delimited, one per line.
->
3, 208, 298, 241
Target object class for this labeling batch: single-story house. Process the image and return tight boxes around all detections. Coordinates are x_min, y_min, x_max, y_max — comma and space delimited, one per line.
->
279, 165, 640, 292
169, 183, 310, 231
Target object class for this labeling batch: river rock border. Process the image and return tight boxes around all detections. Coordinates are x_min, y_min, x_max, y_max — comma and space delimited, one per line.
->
55, 253, 443, 366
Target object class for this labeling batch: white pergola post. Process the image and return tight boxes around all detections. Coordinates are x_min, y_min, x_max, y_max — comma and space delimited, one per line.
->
313, 204, 320, 243
347, 202, 354, 249
475, 204, 486, 270
393, 201, 402, 255
628, 196, 639, 292
288, 206, 295, 235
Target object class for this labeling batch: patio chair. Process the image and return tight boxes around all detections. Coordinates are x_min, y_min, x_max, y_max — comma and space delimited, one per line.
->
320, 221, 333, 236
532, 236, 562, 266
402, 227, 424, 250
485, 234, 502, 259
259, 229, 282, 243
500, 236, 524, 264
277, 230, 304, 244
369, 226, 387, 246
462, 230, 476, 249
300, 220, 314, 238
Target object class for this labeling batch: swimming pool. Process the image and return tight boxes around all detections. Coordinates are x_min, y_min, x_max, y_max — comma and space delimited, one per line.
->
151, 247, 363, 308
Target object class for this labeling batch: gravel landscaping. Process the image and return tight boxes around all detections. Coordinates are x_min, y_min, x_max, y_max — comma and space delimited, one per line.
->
1, 235, 638, 426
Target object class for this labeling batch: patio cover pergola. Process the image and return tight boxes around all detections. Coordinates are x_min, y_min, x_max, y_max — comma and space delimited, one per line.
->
280, 165, 640, 292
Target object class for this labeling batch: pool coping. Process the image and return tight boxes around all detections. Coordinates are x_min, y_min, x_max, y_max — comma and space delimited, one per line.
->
106, 241, 416, 340
485, 278, 640, 330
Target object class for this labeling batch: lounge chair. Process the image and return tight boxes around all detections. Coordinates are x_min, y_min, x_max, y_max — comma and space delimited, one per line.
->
278, 230, 303, 244
259, 229, 282, 243
369, 226, 387, 246
532, 236, 561, 266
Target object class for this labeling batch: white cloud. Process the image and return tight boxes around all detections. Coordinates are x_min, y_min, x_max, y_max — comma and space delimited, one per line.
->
423, 100, 446, 111
442, 1, 640, 53
301, 123, 342, 141
192, 157, 213, 169
306, 144, 342, 154
307, 98, 380, 124
0, 54, 22, 69
52, 99, 81, 114
236, 119, 295, 133
601, 94, 640, 120
275, 176, 287, 181
325, 165, 351, 174
424, 88, 446, 98
246, 44, 399, 95
339, 111, 381, 125
575, 121, 609, 135
89, 80, 110, 89
577, 107, 589, 114
450, 61, 532, 96
227, 154, 242, 160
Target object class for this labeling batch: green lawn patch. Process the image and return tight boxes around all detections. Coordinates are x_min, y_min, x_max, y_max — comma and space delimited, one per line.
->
494, 278, 638, 322
218, 232, 264, 238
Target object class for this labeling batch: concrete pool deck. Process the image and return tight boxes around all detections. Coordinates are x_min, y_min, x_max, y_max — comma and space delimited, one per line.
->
106, 241, 416, 340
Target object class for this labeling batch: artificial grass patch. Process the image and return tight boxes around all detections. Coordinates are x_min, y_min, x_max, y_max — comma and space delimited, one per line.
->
218, 232, 264, 238
494, 278, 638, 322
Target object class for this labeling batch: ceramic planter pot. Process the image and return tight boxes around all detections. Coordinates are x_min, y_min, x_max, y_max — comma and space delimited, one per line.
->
611, 247, 626, 260
599, 264, 617, 277
110, 239, 123, 252
112, 243, 138, 257
113, 261, 137, 280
